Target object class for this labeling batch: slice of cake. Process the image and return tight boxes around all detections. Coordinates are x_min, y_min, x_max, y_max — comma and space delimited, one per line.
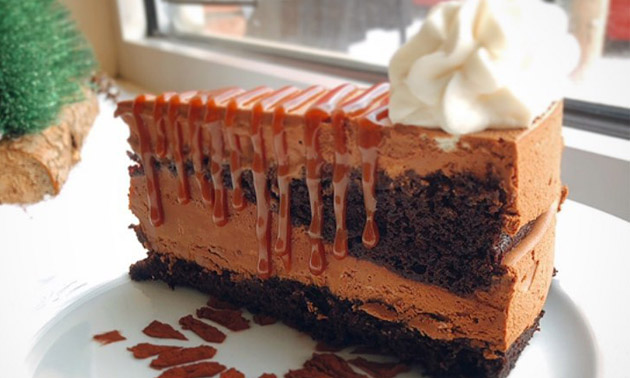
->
115, 1, 577, 376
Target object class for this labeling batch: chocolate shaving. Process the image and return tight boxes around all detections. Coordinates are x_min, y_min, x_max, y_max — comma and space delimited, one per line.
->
285, 353, 366, 378
143, 320, 187, 340
179, 315, 227, 343
127, 343, 181, 359
253, 314, 277, 326
150, 345, 217, 369
93, 330, 126, 345
196, 307, 250, 331
348, 357, 410, 378
315, 342, 344, 352
220, 368, 245, 378
157, 361, 226, 378
207, 296, 240, 310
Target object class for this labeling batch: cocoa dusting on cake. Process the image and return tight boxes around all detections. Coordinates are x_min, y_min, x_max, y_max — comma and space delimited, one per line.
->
259, 374, 277, 378
157, 361, 226, 378
150, 345, 217, 369
253, 313, 277, 326
220, 368, 245, 378
179, 315, 227, 343
93, 330, 126, 345
348, 357, 410, 378
196, 307, 250, 331
127, 343, 182, 359
143, 320, 187, 340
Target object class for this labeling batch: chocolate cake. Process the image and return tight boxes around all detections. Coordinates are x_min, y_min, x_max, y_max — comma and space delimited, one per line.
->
115, 1, 577, 376
115, 81, 562, 377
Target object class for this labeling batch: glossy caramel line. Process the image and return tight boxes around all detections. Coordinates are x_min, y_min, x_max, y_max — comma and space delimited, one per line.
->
304, 83, 357, 275
271, 85, 326, 271
357, 103, 390, 249
167, 94, 191, 204
331, 83, 389, 259
189, 93, 213, 206
251, 86, 301, 277
225, 86, 274, 212
206, 88, 244, 226
120, 84, 392, 278
132, 95, 163, 226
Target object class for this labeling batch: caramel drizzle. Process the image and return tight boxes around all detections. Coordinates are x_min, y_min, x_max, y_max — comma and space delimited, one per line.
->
121, 83, 391, 278
304, 83, 357, 275
154, 92, 174, 158
225, 87, 274, 212
331, 83, 389, 258
251, 86, 301, 277
132, 95, 163, 226
166, 94, 191, 204
271, 85, 326, 271
357, 101, 390, 249
188, 93, 213, 206
206, 88, 244, 226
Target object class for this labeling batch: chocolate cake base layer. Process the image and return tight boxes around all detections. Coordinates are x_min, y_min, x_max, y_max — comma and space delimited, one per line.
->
130, 156, 534, 295
130, 251, 542, 378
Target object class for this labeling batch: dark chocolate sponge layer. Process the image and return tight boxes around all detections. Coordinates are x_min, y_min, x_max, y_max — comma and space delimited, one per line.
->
130, 156, 530, 295
130, 250, 541, 378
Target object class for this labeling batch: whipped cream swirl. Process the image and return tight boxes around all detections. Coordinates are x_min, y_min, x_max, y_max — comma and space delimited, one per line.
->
388, 0, 579, 134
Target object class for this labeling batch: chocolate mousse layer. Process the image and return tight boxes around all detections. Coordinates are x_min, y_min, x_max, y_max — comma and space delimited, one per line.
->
117, 85, 563, 294
130, 250, 543, 378
129, 172, 556, 354
130, 159, 529, 294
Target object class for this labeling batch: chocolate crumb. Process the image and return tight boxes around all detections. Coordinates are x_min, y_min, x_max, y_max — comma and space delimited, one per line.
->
286, 353, 366, 378
253, 314, 277, 326
93, 330, 126, 345
348, 357, 411, 378
150, 345, 217, 369
157, 361, 226, 378
127, 343, 181, 359
143, 320, 187, 340
179, 315, 226, 343
197, 307, 250, 331
220, 368, 245, 378
207, 296, 240, 310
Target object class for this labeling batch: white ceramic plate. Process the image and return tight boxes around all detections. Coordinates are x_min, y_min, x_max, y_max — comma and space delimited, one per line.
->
26, 276, 598, 378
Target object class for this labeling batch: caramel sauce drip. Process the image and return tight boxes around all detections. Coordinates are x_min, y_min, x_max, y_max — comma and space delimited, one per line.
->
251, 86, 301, 277
167, 94, 191, 204
206, 88, 244, 226
154, 93, 174, 158
121, 83, 390, 277
271, 85, 326, 271
188, 93, 213, 206
331, 83, 389, 259
357, 102, 390, 249
304, 83, 357, 275
225, 87, 274, 211
132, 95, 163, 226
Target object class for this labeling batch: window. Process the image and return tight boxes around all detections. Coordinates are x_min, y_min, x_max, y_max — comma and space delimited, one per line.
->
146, 0, 629, 138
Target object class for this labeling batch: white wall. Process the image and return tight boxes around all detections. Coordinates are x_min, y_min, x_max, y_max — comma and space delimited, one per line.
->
62, 0, 119, 77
